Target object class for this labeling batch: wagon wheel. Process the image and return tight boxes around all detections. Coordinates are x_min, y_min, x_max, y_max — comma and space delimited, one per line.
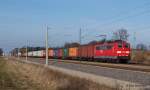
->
116, 59, 120, 63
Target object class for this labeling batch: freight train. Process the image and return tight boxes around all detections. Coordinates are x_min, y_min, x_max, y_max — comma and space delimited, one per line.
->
21, 40, 131, 63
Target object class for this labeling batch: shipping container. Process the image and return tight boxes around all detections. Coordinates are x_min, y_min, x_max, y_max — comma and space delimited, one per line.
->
62, 48, 69, 59
43, 50, 46, 57
37, 50, 44, 57
69, 47, 78, 59
28, 52, 33, 57
32, 51, 38, 57
48, 48, 54, 58
53, 48, 59, 58
58, 48, 63, 58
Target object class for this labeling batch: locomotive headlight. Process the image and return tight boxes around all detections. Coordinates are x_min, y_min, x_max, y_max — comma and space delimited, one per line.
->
126, 51, 130, 53
117, 51, 121, 53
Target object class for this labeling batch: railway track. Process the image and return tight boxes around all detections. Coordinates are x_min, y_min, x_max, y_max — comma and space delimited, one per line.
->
53, 59, 150, 73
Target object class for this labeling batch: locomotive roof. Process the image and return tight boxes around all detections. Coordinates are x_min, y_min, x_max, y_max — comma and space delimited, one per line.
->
88, 40, 127, 45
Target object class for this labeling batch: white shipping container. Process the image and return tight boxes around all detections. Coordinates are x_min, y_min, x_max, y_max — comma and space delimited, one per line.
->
37, 50, 44, 57
32, 51, 38, 57
28, 52, 33, 56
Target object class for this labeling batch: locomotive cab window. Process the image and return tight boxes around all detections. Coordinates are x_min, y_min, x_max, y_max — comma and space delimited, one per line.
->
118, 42, 122, 48
125, 43, 129, 48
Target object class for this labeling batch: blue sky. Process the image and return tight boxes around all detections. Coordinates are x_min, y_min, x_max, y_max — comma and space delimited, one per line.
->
0, 0, 150, 52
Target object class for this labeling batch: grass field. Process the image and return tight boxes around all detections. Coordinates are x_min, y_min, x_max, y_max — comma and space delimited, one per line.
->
0, 57, 117, 90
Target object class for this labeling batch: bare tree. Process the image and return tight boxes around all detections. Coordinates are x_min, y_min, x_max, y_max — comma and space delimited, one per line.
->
136, 43, 147, 51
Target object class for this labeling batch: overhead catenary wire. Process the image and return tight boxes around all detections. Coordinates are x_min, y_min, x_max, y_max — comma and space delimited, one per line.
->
82, 2, 150, 36
99, 2, 150, 25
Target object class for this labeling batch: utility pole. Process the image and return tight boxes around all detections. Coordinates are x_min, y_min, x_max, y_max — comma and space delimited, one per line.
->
45, 26, 49, 66
18, 48, 19, 60
133, 32, 136, 49
26, 41, 28, 61
133, 32, 137, 57
79, 28, 82, 61
79, 28, 82, 44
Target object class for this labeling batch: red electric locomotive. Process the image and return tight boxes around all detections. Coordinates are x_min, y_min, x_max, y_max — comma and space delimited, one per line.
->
94, 40, 131, 63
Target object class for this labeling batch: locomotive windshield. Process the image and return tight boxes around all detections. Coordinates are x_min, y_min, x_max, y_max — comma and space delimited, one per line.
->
118, 42, 123, 48
125, 43, 129, 48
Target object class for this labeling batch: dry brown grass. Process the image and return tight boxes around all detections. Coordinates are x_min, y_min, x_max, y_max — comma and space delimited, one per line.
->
131, 50, 150, 65
0, 58, 116, 90
17, 61, 115, 90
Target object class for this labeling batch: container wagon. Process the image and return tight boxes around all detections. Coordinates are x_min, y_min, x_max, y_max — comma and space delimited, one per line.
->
62, 48, 69, 59
68, 47, 78, 59
58, 48, 63, 59
49, 48, 54, 58
53, 48, 59, 59
78, 44, 94, 60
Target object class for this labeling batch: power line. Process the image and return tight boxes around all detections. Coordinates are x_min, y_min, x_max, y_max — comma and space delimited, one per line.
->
103, 9, 150, 26
84, 8, 150, 39
96, 2, 150, 26
131, 26, 150, 31
101, 2, 150, 23
83, 2, 150, 35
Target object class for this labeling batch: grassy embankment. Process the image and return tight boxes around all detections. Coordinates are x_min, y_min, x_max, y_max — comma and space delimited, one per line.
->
0, 57, 117, 90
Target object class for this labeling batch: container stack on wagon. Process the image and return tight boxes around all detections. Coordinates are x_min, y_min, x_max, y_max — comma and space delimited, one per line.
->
69, 47, 78, 59
49, 48, 54, 58
53, 48, 59, 59
28, 52, 33, 57
37, 50, 45, 58
62, 48, 69, 59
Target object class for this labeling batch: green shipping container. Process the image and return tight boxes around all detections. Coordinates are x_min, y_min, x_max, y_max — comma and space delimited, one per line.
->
62, 48, 69, 59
